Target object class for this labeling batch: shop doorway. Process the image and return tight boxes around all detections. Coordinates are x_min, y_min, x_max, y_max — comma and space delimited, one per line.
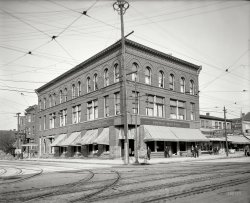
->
129, 139, 134, 156
171, 142, 177, 155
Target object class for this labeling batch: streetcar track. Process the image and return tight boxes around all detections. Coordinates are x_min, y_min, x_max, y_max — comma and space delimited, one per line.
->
143, 176, 250, 202
85, 170, 250, 202
21, 169, 95, 203
70, 170, 121, 203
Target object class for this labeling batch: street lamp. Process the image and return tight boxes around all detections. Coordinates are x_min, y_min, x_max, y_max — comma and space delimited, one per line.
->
113, 0, 130, 164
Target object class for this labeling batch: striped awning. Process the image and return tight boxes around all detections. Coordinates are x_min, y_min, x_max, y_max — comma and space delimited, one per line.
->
144, 125, 178, 141
78, 129, 99, 145
227, 135, 250, 144
93, 128, 109, 145
51, 134, 67, 147
60, 131, 81, 146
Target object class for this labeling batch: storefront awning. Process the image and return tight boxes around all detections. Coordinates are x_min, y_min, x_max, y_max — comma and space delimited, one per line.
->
79, 129, 99, 145
60, 131, 81, 146
227, 135, 250, 144
119, 128, 136, 139
169, 127, 209, 142
93, 128, 109, 145
51, 134, 67, 147
144, 125, 179, 141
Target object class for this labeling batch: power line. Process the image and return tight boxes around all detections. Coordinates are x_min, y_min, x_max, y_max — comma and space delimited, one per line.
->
0, 88, 35, 93
0, 79, 46, 84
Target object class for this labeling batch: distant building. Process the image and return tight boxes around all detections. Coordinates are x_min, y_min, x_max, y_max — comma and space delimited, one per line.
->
200, 113, 232, 136
18, 105, 39, 157
36, 39, 208, 159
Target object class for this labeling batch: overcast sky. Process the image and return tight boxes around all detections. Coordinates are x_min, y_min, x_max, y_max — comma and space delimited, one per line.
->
0, 0, 249, 130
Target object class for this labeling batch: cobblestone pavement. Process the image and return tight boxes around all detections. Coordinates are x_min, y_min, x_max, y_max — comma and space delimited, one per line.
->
0, 156, 249, 203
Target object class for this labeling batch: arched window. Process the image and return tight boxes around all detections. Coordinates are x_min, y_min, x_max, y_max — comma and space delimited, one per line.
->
53, 93, 56, 106
64, 88, 68, 102
93, 74, 98, 91
145, 66, 151, 85
180, 77, 185, 93
87, 77, 91, 93
77, 81, 81, 96
169, 74, 175, 90
104, 68, 109, 87
190, 80, 194, 95
72, 84, 76, 99
39, 100, 42, 110
43, 98, 46, 109
159, 71, 164, 88
114, 63, 119, 82
132, 63, 138, 82
49, 95, 52, 107
59, 90, 63, 104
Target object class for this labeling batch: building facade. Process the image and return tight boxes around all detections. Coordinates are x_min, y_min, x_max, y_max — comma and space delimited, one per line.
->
36, 39, 207, 159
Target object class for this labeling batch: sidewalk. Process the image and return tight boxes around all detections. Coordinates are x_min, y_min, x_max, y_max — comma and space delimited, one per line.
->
22, 152, 247, 166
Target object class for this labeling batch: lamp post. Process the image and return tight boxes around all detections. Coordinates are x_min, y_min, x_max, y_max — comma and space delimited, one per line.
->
113, 0, 129, 164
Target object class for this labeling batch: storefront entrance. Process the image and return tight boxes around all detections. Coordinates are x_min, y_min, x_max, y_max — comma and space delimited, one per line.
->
120, 139, 135, 157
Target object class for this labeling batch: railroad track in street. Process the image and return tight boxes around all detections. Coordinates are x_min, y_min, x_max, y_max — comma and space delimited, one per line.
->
17, 169, 95, 203
70, 170, 121, 203
143, 176, 250, 202
85, 169, 250, 202
0, 168, 42, 185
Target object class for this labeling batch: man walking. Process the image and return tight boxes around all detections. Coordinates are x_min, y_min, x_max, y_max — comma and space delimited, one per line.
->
164, 146, 170, 158
147, 147, 151, 160
244, 145, 249, 156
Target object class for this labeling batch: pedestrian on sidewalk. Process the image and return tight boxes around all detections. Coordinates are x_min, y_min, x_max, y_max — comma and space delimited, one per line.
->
164, 146, 170, 158
147, 147, 151, 160
191, 145, 195, 157
195, 145, 199, 158
244, 145, 249, 156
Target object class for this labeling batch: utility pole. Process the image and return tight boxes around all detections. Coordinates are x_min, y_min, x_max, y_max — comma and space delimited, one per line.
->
134, 76, 139, 164
223, 106, 229, 157
16, 112, 21, 149
113, 0, 129, 164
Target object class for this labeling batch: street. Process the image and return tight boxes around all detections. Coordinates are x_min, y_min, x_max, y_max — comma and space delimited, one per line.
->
0, 157, 250, 203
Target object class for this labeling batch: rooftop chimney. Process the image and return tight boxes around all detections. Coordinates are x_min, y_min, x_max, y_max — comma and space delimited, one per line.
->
206, 113, 210, 116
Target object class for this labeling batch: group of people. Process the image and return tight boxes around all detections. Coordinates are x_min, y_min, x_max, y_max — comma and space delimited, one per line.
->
191, 145, 199, 158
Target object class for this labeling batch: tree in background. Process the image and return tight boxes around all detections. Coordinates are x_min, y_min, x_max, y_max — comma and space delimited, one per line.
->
0, 130, 16, 154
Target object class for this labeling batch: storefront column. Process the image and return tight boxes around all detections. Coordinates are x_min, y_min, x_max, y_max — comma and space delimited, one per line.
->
177, 142, 180, 155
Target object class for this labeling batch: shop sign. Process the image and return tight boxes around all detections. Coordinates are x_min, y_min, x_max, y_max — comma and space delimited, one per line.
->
141, 118, 190, 128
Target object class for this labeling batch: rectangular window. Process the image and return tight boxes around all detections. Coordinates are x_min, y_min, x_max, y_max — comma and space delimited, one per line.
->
39, 117, 42, 131
170, 99, 177, 119
219, 122, 222, 129
201, 120, 205, 128
72, 105, 81, 124
87, 100, 98, 120
215, 122, 218, 129
156, 96, 164, 117
146, 95, 154, 116
190, 103, 195, 120
27, 114, 31, 122
206, 120, 209, 128
49, 113, 56, 129
104, 95, 109, 117
115, 92, 120, 115
59, 109, 67, 127
178, 101, 186, 120
132, 91, 139, 114
43, 115, 46, 130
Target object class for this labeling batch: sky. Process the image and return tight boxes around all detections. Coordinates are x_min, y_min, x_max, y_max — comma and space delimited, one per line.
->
0, 0, 249, 130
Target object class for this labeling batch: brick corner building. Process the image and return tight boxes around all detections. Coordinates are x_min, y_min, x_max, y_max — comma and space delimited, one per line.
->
36, 39, 208, 159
